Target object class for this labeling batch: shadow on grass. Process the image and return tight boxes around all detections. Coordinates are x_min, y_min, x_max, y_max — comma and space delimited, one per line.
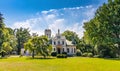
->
26, 57, 56, 60
0, 57, 8, 59
102, 58, 120, 61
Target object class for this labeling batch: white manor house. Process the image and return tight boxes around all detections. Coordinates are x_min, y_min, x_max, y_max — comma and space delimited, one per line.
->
45, 29, 76, 56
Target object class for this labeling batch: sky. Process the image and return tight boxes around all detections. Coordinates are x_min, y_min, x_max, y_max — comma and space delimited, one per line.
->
0, 0, 107, 38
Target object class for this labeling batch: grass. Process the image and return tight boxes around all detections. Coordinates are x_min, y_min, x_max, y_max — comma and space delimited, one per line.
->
0, 56, 120, 71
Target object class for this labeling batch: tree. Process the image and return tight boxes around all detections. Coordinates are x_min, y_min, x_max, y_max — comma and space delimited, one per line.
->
24, 39, 34, 58
24, 35, 52, 58
1, 42, 12, 57
14, 27, 30, 55
0, 13, 13, 57
7, 28, 17, 52
37, 36, 52, 58
83, 0, 120, 57
62, 30, 80, 46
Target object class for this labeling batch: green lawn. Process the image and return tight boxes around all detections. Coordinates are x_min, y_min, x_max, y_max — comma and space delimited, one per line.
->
0, 56, 120, 71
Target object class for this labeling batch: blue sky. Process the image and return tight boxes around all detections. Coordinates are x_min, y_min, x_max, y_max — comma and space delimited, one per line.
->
0, 0, 107, 38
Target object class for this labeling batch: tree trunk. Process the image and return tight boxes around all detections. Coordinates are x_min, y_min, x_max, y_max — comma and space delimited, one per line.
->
1, 52, 4, 58
32, 50, 34, 58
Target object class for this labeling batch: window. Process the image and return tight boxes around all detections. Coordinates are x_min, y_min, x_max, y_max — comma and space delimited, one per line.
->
67, 48, 69, 53
71, 48, 73, 53
54, 41, 56, 45
74, 48, 76, 53
58, 41, 60, 45
62, 41, 64, 45
63, 48, 64, 52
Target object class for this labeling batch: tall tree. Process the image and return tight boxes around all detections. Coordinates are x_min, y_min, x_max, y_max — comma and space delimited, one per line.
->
0, 13, 13, 57
14, 27, 30, 55
24, 35, 52, 58
83, 0, 120, 57
7, 28, 17, 52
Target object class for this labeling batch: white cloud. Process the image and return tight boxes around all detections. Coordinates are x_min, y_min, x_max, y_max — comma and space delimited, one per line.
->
49, 19, 65, 35
41, 11, 49, 14
11, 5, 96, 38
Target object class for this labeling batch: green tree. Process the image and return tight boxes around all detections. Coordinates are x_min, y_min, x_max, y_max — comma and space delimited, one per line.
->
37, 36, 52, 58
1, 42, 12, 57
7, 28, 17, 52
24, 35, 52, 58
14, 27, 30, 55
0, 13, 13, 57
62, 30, 80, 45
24, 39, 34, 58
83, 0, 120, 57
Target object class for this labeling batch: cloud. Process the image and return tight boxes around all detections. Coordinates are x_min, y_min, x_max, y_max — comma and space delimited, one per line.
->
11, 5, 96, 38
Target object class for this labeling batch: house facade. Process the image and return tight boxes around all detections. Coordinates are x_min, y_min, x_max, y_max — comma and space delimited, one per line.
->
45, 29, 76, 56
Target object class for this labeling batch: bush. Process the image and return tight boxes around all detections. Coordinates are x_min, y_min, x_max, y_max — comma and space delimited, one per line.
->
82, 53, 88, 57
93, 55, 101, 58
57, 54, 67, 58
76, 49, 82, 56
51, 52, 57, 57
76, 52, 81, 56
82, 52, 93, 57
87, 53, 93, 57
62, 52, 67, 55
97, 45, 117, 58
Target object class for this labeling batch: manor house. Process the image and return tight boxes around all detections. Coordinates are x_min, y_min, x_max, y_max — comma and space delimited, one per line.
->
45, 29, 76, 56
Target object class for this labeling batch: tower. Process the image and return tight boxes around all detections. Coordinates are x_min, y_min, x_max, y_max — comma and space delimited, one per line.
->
45, 29, 51, 39
58, 29, 60, 35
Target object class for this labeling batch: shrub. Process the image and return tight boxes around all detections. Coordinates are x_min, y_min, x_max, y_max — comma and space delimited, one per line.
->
82, 53, 88, 57
82, 52, 93, 57
57, 54, 67, 58
51, 52, 57, 57
97, 45, 117, 58
62, 52, 67, 55
93, 55, 101, 58
87, 53, 93, 57
76, 49, 82, 56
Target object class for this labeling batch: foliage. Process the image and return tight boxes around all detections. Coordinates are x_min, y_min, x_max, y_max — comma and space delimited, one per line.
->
83, 0, 120, 57
62, 30, 80, 45
82, 53, 88, 57
62, 52, 67, 55
1, 42, 12, 53
57, 54, 67, 58
7, 28, 17, 51
0, 13, 14, 57
96, 44, 117, 58
14, 27, 30, 55
24, 35, 52, 58
82, 52, 93, 57
76, 49, 82, 56
87, 53, 93, 57
51, 52, 57, 57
